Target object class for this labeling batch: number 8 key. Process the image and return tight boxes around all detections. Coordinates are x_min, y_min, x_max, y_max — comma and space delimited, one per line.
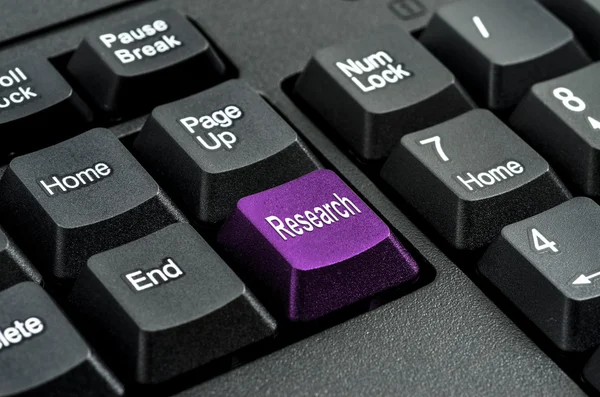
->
511, 63, 600, 199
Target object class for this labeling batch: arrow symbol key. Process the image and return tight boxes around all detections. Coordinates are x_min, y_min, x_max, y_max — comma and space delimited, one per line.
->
573, 271, 600, 285
479, 198, 600, 352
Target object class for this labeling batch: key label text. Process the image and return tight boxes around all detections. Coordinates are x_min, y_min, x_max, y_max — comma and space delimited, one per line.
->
0, 67, 39, 111
123, 257, 185, 292
455, 160, 525, 192
336, 50, 412, 93
266, 193, 362, 241
98, 19, 184, 65
38, 162, 113, 196
0, 317, 44, 352
472, 16, 490, 39
179, 105, 242, 151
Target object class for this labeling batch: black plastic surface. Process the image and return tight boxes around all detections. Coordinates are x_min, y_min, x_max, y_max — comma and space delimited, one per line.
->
420, 0, 591, 110
0, 282, 124, 397
381, 109, 571, 249
0, 0, 589, 396
510, 63, 600, 199
70, 223, 276, 384
0, 0, 138, 45
0, 129, 185, 281
479, 197, 600, 352
134, 80, 321, 224
294, 24, 473, 160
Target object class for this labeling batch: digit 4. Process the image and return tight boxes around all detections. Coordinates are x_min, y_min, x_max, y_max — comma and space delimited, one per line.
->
529, 228, 559, 254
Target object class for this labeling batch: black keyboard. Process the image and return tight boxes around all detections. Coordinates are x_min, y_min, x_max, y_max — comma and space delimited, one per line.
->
2, 0, 600, 396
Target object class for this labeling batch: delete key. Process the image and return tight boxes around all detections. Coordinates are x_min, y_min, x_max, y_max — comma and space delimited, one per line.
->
218, 169, 419, 321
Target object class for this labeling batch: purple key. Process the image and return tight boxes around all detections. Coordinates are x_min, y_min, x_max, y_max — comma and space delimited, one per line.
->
217, 169, 419, 321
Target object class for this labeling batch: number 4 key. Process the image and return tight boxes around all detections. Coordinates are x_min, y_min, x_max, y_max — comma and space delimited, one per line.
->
511, 63, 600, 199
479, 198, 600, 352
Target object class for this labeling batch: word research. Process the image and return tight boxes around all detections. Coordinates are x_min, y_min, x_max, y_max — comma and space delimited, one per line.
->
98, 19, 183, 65
336, 51, 412, 93
266, 193, 362, 241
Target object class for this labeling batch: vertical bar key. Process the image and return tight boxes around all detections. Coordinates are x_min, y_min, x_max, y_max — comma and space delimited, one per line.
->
421, 0, 590, 110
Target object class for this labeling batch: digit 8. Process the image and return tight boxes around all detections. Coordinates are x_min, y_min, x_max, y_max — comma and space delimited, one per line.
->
553, 87, 586, 112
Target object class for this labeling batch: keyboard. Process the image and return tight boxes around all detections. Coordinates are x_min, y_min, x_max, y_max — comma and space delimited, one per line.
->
3, 0, 600, 395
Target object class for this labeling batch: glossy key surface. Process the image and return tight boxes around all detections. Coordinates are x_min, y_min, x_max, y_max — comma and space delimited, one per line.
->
218, 169, 419, 321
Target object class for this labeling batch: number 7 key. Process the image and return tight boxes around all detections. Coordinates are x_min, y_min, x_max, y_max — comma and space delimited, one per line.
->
381, 109, 570, 250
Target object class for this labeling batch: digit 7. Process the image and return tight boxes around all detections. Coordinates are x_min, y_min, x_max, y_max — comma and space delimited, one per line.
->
419, 135, 450, 162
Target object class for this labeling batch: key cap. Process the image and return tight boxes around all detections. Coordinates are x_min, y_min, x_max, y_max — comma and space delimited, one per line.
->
69, 223, 276, 384
510, 63, 600, 199
0, 282, 124, 396
67, 9, 226, 115
540, 0, 600, 59
217, 169, 419, 321
134, 80, 321, 224
0, 54, 92, 155
294, 25, 473, 161
380, 109, 571, 250
420, 0, 590, 110
0, 128, 186, 282
0, 227, 41, 291
479, 197, 600, 352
